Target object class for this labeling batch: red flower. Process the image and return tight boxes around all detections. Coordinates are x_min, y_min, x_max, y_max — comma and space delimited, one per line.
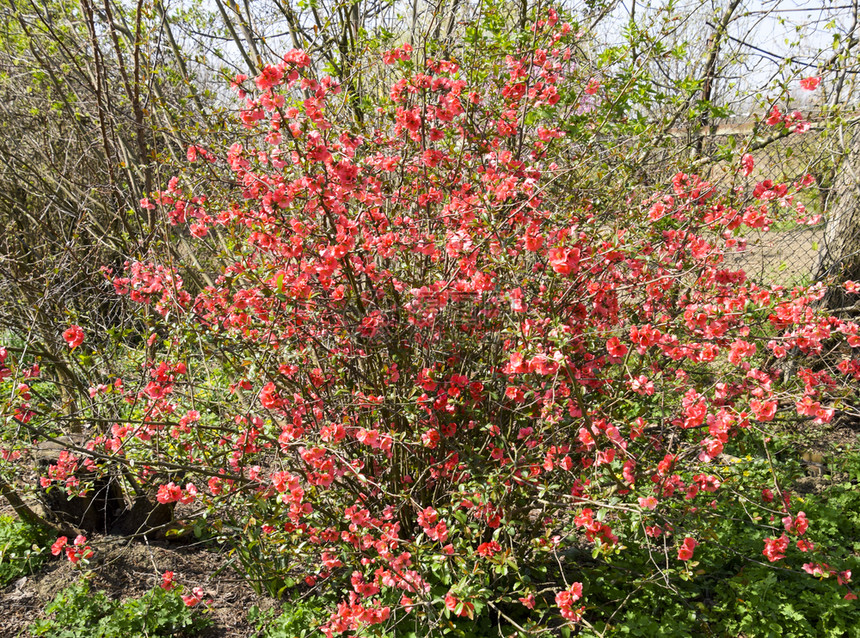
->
51, 536, 68, 556
548, 246, 581, 276
797, 539, 815, 552
60, 535, 93, 565
476, 541, 502, 557
765, 105, 783, 126
783, 511, 809, 536
606, 336, 628, 359
444, 592, 474, 618
62, 325, 85, 349
161, 571, 176, 590
677, 537, 698, 561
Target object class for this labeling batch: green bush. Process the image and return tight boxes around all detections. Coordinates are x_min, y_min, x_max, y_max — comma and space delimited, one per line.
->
249, 599, 328, 638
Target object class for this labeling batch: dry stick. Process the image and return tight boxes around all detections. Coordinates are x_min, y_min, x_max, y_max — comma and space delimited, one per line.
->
155, 0, 207, 114
227, 0, 264, 69
112, 5, 151, 225
213, 0, 259, 76
693, 0, 743, 158
487, 601, 542, 635
759, 429, 786, 506
80, 0, 135, 243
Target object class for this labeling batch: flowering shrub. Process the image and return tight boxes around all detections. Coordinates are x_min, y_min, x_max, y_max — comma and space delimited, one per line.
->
2, 7, 859, 636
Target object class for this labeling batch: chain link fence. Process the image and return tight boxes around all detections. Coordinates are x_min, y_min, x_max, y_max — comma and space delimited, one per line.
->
701, 117, 845, 288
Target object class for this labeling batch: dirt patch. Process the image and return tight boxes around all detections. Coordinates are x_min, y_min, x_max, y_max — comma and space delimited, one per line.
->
0, 536, 276, 637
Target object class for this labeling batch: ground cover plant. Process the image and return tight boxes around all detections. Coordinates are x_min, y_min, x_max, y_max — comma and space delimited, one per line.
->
1, 2, 859, 636
0, 515, 48, 588
29, 579, 210, 638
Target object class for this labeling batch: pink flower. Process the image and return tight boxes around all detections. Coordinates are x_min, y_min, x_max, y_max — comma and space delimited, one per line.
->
677, 537, 698, 561
255, 64, 283, 91
283, 49, 311, 68
803, 562, 830, 577
62, 325, 85, 349
800, 76, 821, 91
728, 339, 756, 365
741, 153, 754, 177
208, 476, 224, 495
181, 587, 205, 607
556, 583, 584, 621
763, 534, 789, 562
179, 482, 198, 504
417, 507, 438, 529
156, 482, 183, 504
638, 496, 658, 510
750, 399, 777, 422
